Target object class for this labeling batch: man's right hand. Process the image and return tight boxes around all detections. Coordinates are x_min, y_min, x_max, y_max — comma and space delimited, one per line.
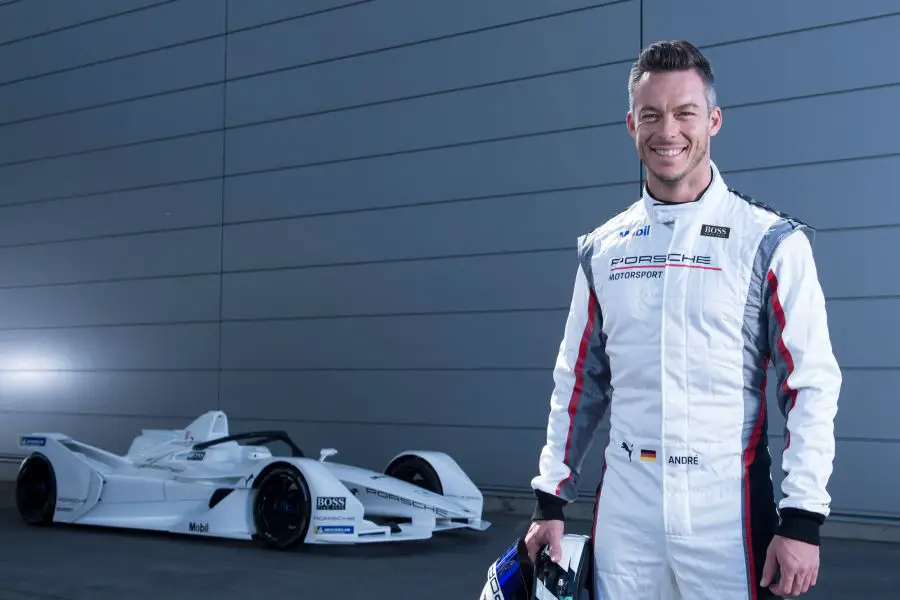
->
524, 519, 564, 564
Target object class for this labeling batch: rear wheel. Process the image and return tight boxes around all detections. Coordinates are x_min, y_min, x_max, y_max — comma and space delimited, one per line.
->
16, 454, 56, 526
252, 464, 311, 550
384, 455, 443, 495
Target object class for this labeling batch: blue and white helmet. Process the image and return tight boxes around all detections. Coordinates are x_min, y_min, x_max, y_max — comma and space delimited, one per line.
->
479, 534, 592, 600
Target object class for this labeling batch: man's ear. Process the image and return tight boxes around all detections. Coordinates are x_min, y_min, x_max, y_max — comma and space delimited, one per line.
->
708, 106, 723, 137
626, 111, 636, 139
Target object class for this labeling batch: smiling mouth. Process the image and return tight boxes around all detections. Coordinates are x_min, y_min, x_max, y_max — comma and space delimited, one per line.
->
651, 146, 687, 158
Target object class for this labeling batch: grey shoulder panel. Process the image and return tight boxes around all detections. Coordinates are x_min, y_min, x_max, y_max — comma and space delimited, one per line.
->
729, 186, 815, 247
576, 232, 598, 291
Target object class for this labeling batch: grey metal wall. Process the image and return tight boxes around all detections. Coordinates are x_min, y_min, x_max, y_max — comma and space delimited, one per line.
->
0, 0, 896, 522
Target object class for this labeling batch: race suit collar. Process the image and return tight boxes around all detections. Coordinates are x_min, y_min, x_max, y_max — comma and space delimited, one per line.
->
641, 160, 727, 226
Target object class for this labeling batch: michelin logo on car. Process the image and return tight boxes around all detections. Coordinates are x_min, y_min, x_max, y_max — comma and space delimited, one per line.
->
316, 525, 354, 534
19, 436, 46, 447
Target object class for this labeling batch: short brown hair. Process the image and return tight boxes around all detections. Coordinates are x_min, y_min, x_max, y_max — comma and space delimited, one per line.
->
627, 40, 716, 110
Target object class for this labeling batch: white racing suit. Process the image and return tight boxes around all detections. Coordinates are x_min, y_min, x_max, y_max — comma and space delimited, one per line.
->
531, 162, 841, 600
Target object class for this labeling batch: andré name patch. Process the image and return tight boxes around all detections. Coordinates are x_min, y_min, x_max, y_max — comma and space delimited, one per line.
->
700, 224, 730, 239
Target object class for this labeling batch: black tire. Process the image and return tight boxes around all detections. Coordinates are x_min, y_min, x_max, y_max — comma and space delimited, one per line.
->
16, 453, 56, 526
384, 455, 443, 495
252, 464, 312, 550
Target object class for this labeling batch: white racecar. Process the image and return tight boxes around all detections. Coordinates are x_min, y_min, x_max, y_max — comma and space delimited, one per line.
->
13, 410, 491, 549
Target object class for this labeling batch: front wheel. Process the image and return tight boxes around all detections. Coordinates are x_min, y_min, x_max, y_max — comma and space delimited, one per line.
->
16, 453, 57, 526
252, 464, 312, 550
384, 455, 443, 495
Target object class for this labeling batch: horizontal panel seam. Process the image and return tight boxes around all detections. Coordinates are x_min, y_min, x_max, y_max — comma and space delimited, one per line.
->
0, 80, 223, 129
0, 80, 897, 173
0, 122, 608, 170
0, 248, 576, 290
223, 1, 633, 81
0, 27, 222, 89
0, 308, 570, 331
226, 0, 625, 35
0, 1, 626, 88
0, 409, 552, 430
0, 57, 629, 130
0, 409, 895, 445
224, 80, 900, 131
2, 143, 897, 209
697, 10, 900, 51
0, 0, 176, 48
0, 365, 892, 372
223, 59, 633, 130
0, 298, 895, 329
0, 181, 640, 246
0, 367, 546, 373
0, 255, 899, 291
223, 0, 375, 33
0, 207, 896, 251
2, 6, 896, 95
228, 8, 900, 84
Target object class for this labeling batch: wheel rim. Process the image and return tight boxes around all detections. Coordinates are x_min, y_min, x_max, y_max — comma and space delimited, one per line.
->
256, 471, 309, 543
17, 458, 53, 518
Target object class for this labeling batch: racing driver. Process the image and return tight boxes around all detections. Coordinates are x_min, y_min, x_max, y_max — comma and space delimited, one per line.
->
525, 40, 842, 600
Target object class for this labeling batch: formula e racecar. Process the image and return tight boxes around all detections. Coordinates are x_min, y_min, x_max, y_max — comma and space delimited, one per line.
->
13, 410, 490, 549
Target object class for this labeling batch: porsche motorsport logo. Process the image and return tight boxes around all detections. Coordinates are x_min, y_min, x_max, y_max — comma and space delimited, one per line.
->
608, 253, 719, 280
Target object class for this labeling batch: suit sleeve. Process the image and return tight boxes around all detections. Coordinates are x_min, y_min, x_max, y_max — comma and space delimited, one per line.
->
530, 237, 613, 521
765, 228, 842, 546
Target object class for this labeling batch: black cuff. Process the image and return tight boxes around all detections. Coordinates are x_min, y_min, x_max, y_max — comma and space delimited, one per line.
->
776, 508, 826, 546
532, 490, 567, 522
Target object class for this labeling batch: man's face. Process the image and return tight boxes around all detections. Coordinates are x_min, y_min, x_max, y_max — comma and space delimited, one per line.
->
626, 69, 722, 187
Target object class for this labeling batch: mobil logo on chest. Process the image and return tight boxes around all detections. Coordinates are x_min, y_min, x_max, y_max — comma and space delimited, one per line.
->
619, 225, 650, 238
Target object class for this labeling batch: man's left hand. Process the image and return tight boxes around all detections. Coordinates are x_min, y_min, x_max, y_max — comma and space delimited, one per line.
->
760, 534, 820, 597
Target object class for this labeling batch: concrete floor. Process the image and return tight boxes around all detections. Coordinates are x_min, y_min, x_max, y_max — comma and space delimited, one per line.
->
1, 483, 898, 599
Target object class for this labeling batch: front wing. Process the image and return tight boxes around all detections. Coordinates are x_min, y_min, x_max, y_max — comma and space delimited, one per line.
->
304, 465, 491, 545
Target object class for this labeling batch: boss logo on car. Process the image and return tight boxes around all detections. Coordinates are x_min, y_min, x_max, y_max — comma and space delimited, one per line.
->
316, 496, 346, 510
186, 451, 205, 461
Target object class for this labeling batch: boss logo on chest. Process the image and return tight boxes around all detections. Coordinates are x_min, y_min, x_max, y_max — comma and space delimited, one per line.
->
700, 224, 731, 239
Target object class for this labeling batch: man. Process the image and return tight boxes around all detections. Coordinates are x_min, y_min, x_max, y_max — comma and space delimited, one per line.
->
524, 40, 841, 600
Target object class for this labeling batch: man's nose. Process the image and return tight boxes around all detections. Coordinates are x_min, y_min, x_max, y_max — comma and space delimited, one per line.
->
660, 115, 680, 137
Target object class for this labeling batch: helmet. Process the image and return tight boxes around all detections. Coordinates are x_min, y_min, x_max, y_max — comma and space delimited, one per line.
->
478, 533, 592, 600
